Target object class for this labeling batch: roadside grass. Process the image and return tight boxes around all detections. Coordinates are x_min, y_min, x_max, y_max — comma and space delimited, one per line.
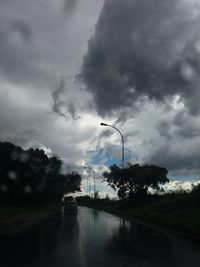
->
0, 206, 42, 222
117, 193, 200, 236
0, 204, 57, 224
78, 193, 200, 237
122, 204, 200, 235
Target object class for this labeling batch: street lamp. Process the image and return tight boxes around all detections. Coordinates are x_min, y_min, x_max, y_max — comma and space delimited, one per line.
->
100, 123, 124, 168
84, 166, 96, 198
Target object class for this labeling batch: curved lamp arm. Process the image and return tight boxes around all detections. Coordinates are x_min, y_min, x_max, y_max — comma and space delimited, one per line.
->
100, 123, 124, 168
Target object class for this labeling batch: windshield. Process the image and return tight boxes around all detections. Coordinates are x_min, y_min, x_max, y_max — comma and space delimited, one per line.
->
0, 0, 200, 266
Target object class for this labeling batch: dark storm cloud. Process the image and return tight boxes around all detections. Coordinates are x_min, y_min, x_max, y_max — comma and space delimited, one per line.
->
67, 101, 81, 120
8, 128, 40, 148
113, 108, 136, 125
52, 78, 80, 120
79, 0, 200, 117
0, 17, 52, 87
0, 0, 109, 176
52, 78, 66, 117
173, 111, 200, 138
148, 144, 200, 174
90, 129, 113, 149
153, 109, 200, 173
0, 19, 33, 79
157, 110, 200, 140
10, 19, 33, 42
124, 130, 139, 142
156, 120, 171, 139
64, 0, 79, 15
99, 129, 113, 139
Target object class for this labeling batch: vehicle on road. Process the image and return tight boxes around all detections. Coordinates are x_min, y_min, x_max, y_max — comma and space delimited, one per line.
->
64, 197, 78, 215
63, 196, 74, 203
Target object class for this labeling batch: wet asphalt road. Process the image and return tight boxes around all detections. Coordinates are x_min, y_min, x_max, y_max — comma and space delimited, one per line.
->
1, 206, 200, 267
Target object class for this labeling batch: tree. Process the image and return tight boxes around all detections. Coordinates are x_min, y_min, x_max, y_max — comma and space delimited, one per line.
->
94, 190, 99, 199
62, 172, 81, 195
103, 164, 169, 199
0, 141, 82, 203
191, 183, 200, 195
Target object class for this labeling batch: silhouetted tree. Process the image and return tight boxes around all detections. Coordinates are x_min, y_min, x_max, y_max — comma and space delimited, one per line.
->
191, 183, 200, 196
60, 172, 81, 196
0, 141, 82, 203
94, 190, 99, 199
103, 164, 169, 200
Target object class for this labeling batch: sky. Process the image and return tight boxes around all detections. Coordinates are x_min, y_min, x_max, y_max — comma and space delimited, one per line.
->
1, 0, 200, 197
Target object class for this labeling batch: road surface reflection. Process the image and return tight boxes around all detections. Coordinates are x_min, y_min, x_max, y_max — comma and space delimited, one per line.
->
1, 206, 200, 267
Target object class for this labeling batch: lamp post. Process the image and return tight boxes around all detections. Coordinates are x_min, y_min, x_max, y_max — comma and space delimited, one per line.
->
84, 166, 96, 198
100, 123, 124, 168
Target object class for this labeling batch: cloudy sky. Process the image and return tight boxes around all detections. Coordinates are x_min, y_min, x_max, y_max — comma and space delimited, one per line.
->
1, 0, 200, 196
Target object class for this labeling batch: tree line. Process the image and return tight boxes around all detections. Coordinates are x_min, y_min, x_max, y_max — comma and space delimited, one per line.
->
0, 142, 81, 204
103, 163, 169, 200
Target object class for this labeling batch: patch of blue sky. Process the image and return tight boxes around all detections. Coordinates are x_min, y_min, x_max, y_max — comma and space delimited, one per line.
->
88, 148, 134, 167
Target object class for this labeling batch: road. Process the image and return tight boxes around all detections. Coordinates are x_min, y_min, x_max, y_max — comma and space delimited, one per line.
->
1, 206, 200, 267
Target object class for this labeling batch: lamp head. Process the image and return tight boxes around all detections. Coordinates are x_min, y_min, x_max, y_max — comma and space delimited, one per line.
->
100, 122, 108, 126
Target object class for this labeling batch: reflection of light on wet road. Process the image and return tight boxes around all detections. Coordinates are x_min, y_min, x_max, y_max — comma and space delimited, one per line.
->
1, 206, 200, 267
76, 207, 200, 267
77, 214, 87, 267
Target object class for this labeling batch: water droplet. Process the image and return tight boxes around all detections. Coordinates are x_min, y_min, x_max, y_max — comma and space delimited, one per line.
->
180, 63, 195, 81
20, 153, 29, 163
0, 184, 8, 192
10, 152, 19, 160
24, 185, 32, 193
8, 171, 18, 180
24, 171, 31, 178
